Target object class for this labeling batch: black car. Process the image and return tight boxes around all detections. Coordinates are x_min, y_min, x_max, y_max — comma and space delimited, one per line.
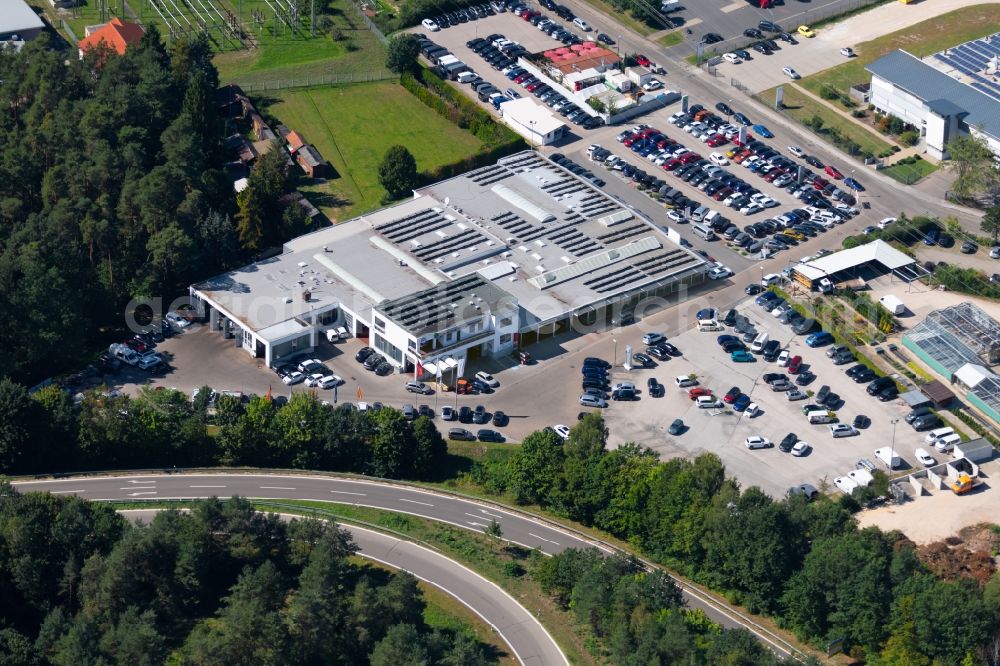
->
459, 406, 473, 422
805, 155, 824, 168
877, 386, 899, 402
778, 432, 797, 452
851, 368, 877, 383
762, 373, 787, 385
363, 354, 382, 370
795, 371, 815, 386
905, 406, 933, 424
723, 309, 738, 326
853, 414, 871, 429
702, 32, 723, 44
822, 392, 840, 408
715, 101, 734, 115
597, 33, 615, 45
632, 352, 654, 367
477, 429, 505, 442
815, 384, 830, 403
375, 361, 393, 376
611, 388, 637, 401
449, 428, 476, 441
743, 28, 763, 39
491, 410, 507, 426
418, 405, 434, 419
866, 376, 895, 396
647, 378, 664, 397
745, 283, 763, 295
758, 19, 781, 32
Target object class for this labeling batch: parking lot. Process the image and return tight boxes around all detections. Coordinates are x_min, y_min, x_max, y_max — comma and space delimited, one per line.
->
603, 292, 945, 497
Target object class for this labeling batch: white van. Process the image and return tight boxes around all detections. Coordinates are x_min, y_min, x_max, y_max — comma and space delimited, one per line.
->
924, 427, 954, 444
704, 210, 721, 225
750, 332, 769, 353
760, 273, 781, 287
935, 432, 960, 453
874, 447, 901, 469
697, 319, 723, 332
696, 395, 721, 409
807, 410, 836, 424
692, 223, 716, 240
691, 205, 709, 222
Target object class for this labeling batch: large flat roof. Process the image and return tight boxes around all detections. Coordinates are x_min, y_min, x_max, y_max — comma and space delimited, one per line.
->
1, 0, 44, 34
794, 239, 913, 281
193, 151, 706, 334
867, 49, 1000, 140
377, 273, 514, 338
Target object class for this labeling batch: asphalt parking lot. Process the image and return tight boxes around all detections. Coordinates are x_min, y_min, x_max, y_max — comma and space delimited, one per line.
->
603, 294, 938, 497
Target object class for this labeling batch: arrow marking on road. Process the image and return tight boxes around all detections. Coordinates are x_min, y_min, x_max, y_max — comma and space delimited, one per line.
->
398, 498, 434, 507
330, 490, 366, 496
528, 533, 561, 546
127, 492, 158, 497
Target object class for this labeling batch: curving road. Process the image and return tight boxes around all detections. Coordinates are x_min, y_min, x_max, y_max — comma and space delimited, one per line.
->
120, 509, 562, 666
14, 472, 802, 660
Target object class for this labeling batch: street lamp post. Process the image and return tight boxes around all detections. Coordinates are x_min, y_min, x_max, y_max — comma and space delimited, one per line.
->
889, 418, 899, 472
613, 338, 618, 367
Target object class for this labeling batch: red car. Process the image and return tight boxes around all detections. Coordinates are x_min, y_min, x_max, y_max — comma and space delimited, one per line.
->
788, 355, 803, 374
824, 165, 844, 179
688, 387, 712, 400
526, 81, 542, 92
663, 158, 682, 170
714, 187, 733, 201
680, 152, 701, 164
636, 54, 652, 67
763, 169, 784, 182
812, 176, 830, 190
706, 134, 727, 147
125, 338, 148, 353
723, 386, 742, 404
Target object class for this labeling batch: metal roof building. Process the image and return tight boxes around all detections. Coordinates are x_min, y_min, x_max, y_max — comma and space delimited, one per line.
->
903, 303, 1000, 377
867, 49, 1000, 159
791, 240, 916, 287
0, 0, 45, 41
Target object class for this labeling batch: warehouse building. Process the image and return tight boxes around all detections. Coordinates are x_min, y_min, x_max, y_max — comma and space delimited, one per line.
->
1, 0, 45, 42
904, 302, 1000, 425
867, 49, 1000, 160
791, 239, 918, 289
190, 151, 707, 371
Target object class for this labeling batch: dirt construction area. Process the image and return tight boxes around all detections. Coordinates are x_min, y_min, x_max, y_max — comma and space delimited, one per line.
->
603, 294, 948, 497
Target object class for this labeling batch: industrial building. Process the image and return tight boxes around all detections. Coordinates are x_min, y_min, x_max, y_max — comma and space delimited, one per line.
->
1, 0, 45, 42
903, 302, 1000, 424
867, 48, 1000, 160
189, 151, 707, 372
498, 98, 567, 146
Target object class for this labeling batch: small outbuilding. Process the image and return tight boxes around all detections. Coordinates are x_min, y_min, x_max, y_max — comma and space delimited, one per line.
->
295, 145, 330, 178
953, 437, 994, 463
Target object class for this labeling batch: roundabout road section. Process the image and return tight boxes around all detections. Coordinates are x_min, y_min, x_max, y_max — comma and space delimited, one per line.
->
13, 471, 804, 660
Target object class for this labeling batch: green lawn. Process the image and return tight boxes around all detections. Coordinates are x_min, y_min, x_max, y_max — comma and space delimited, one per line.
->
802, 4, 1000, 98
765, 85, 892, 156
264, 83, 483, 220
880, 157, 938, 184
657, 31, 684, 48
574, 0, 660, 36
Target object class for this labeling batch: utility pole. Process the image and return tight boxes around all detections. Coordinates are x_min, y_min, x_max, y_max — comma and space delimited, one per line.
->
311, 0, 315, 37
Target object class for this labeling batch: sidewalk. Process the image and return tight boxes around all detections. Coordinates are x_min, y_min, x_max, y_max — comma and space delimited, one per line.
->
790, 82, 902, 150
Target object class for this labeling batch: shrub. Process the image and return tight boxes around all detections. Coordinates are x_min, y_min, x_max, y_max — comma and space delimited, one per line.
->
820, 87, 839, 101
899, 130, 920, 146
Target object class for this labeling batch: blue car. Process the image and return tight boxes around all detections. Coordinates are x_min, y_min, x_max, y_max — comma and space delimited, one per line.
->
805, 331, 834, 347
752, 124, 774, 138
755, 292, 778, 306
717, 334, 738, 345
843, 177, 864, 191
733, 394, 751, 411
731, 350, 755, 362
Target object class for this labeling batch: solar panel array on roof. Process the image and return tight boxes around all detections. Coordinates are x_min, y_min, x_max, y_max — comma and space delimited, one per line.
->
490, 211, 546, 243
377, 273, 511, 336
545, 224, 602, 256
575, 193, 619, 218
500, 152, 548, 172
411, 227, 489, 261
596, 223, 650, 244
467, 164, 513, 187
930, 35, 1000, 100
377, 209, 450, 243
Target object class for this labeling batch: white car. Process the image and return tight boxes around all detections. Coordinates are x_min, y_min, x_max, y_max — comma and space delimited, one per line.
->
777, 350, 791, 366
752, 194, 778, 208
304, 373, 327, 387
475, 371, 499, 388
915, 447, 936, 467
709, 152, 729, 166
553, 424, 571, 439
723, 52, 742, 64
298, 358, 324, 373
878, 217, 896, 229
708, 266, 730, 280
774, 174, 794, 187
740, 203, 764, 215
782, 67, 800, 80
834, 203, 859, 216
828, 423, 858, 438
421, 18, 440, 31
834, 476, 858, 494
791, 441, 810, 456
164, 311, 191, 329
643, 332, 666, 345
281, 370, 305, 385
572, 17, 591, 31
613, 382, 636, 392
745, 435, 772, 450
642, 79, 663, 91
317, 374, 342, 389
788, 145, 805, 158
840, 47, 855, 57
675, 375, 697, 387
667, 209, 684, 222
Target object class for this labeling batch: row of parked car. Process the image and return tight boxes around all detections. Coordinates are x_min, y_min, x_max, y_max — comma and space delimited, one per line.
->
421, 1, 510, 32
465, 35, 604, 129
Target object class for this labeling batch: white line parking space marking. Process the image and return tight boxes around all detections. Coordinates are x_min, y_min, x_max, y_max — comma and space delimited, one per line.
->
398, 498, 434, 507
189, 485, 226, 488
529, 533, 561, 546
260, 486, 297, 490
330, 490, 366, 496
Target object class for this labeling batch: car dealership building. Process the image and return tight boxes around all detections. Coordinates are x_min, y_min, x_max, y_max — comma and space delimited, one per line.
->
190, 151, 707, 373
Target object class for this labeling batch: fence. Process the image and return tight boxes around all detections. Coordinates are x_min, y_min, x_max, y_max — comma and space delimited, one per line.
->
343, 0, 388, 45
241, 69, 396, 92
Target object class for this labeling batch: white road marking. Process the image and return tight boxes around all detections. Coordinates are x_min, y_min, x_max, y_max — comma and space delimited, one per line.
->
330, 490, 366, 496
126, 480, 156, 484
260, 486, 297, 490
398, 498, 434, 507
529, 533, 561, 546
188, 485, 226, 488
478, 509, 504, 519
50, 490, 84, 494
127, 491, 158, 497
467, 521, 489, 528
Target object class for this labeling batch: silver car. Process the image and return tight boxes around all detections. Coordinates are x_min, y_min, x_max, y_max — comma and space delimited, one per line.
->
579, 394, 607, 408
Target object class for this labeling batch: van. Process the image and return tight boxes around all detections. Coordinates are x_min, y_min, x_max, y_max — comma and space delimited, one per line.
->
760, 273, 781, 287
697, 319, 723, 332
704, 210, 721, 225
457, 71, 479, 84
696, 395, 722, 409
750, 332, 769, 353
874, 447, 901, 469
935, 432, 960, 453
691, 205, 709, 222
924, 427, 954, 444
808, 410, 836, 424
692, 223, 716, 240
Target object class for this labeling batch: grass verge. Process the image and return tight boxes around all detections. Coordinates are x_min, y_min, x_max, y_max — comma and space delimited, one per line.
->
763, 84, 892, 156
261, 82, 483, 220
802, 4, 1000, 99
575, 0, 659, 36
880, 157, 938, 184
657, 31, 684, 48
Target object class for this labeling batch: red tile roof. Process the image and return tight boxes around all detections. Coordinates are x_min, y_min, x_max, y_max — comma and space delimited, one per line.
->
79, 17, 145, 57
286, 130, 307, 153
